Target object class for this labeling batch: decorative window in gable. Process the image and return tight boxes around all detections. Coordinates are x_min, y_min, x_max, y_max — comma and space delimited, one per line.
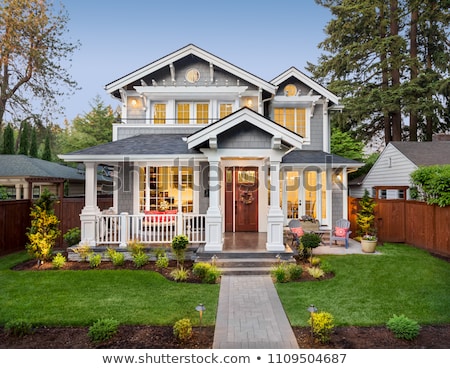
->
274, 107, 306, 137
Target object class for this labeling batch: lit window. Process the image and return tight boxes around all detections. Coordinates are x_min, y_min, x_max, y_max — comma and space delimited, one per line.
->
177, 102, 209, 124
196, 103, 209, 124
177, 103, 190, 124
274, 108, 306, 137
219, 103, 233, 119
153, 104, 166, 124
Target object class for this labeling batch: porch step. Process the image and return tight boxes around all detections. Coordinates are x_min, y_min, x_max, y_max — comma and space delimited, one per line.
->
195, 251, 296, 276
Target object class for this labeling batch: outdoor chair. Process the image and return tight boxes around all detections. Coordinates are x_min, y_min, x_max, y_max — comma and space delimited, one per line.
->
288, 219, 304, 248
330, 218, 352, 249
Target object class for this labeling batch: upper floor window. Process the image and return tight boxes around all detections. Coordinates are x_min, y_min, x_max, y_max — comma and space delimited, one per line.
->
274, 108, 306, 137
153, 103, 166, 124
219, 103, 233, 119
177, 102, 209, 124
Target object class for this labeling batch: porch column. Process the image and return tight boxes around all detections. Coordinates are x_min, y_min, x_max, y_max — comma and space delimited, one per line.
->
342, 167, 348, 219
79, 162, 100, 246
15, 184, 21, 199
204, 159, 223, 251
266, 158, 285, 251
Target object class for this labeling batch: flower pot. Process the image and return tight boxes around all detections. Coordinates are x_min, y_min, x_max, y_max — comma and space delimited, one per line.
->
361, 239, 377, 253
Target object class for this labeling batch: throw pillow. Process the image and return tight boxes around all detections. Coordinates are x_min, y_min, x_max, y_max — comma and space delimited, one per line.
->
335, 226, 348, 237
291, 227, 304, 237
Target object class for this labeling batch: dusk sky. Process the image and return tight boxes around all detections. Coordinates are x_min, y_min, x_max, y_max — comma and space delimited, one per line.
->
59, 0, 333, 122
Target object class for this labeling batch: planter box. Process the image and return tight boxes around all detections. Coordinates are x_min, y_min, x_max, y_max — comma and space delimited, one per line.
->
361, 239, 377, 253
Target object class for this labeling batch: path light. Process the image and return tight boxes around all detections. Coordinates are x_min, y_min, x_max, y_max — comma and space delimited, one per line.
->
307, 304, 318, 341
211, 255, 218, 266
196, 303, 206, 328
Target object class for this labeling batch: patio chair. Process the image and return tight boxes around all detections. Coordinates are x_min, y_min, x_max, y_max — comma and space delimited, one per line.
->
330, 218, 352, 249
288, 219, 304, 248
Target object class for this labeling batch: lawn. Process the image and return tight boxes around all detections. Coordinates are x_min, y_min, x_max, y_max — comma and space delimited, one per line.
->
276, 243, 450, 326
1, 243, 449, 329
0, 252, 220, 327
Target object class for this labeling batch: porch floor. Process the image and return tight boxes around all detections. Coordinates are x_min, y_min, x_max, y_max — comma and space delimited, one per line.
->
223, 232, 268, 252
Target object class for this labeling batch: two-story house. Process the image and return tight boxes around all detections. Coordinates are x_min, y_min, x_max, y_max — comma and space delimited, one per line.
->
59, 44, 361, 253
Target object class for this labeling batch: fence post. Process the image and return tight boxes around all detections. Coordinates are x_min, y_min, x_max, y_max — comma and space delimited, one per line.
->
119, 212, 129, 248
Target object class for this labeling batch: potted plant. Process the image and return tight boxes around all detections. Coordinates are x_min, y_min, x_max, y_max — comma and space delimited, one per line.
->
356, 189, 377, 253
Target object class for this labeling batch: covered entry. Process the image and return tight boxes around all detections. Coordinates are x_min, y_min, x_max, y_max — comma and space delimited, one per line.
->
225, 166, 258, 232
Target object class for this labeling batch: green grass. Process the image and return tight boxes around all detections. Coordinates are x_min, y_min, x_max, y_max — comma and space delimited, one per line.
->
276, 243, 450, 327
1, 244, 449, 329
0, 252, 219, 327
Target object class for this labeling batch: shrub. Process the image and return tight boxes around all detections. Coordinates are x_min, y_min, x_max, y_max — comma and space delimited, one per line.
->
203, 265, 221, 284
4, 319, 33, 337
155, 253, 169, 269
307, 266, 325, 279
89, 253, 102, 268
63, 227, 81, 246
26, 189, 61, 263
171, 235, 189, 267
173, 318, 192, 341
52, 252, 66, 269
309, 311, 334, 343
320, 259, 333, 274
88, 318, 120, 343
132, 252, 149, 269
410, 164, 450, 207
387, 314, 420, 340
270, 263, 288, 283
74, 244, 93, 262
107, 248, 125, 267
153, 247, 167, 258
127, 240, 145, 256
170, 267, 189, 282
286, 263, 303, 280
192, 262, 212, 280
310, 256, 321, 266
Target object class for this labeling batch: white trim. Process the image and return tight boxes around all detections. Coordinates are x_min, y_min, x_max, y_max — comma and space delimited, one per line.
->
270, 67, 340, 105
105, 44, 276, 95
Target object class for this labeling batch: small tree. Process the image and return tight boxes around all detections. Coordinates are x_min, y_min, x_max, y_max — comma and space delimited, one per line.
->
2, 124, 15, 154
171, 235, 189, 267
300, 233, 322, 263
26, 189, 60, 264
356, 189, 376, 237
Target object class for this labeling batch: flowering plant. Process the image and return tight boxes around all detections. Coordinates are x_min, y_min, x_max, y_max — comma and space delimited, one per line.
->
362, 234, 377, 241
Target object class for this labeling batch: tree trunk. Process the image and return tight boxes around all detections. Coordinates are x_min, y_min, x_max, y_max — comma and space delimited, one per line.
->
380, 3, 391, 144
390, 0, 402, 141
409, 4, 419, 141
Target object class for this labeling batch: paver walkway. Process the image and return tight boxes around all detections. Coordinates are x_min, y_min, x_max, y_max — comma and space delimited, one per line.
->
213, 275, 299, 349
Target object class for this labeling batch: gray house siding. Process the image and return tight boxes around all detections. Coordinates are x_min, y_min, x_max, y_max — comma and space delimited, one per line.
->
116, 161, 134, 214
332, 190, 343, 226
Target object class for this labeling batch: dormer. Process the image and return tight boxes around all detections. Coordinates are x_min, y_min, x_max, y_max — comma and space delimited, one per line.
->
270, 67, 341, 152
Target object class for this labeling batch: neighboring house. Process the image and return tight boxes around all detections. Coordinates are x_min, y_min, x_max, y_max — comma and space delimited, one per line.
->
0, 155, 111, 199
349, 140, 450, 200
59, 44, 362, 251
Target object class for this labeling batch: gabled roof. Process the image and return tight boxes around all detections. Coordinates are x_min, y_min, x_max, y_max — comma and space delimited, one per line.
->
187, 107, 303, 149
105, 44, 277, 96
390, 141, 450, 166
0, 155, 86, 181
282, 150, 363, 167
270, 67, 340, 105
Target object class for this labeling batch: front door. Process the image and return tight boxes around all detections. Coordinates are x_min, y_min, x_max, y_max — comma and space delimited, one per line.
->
225, 167, 258, 232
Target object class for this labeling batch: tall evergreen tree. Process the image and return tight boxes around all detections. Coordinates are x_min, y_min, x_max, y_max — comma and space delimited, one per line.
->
42, 131, 52, 161
2, 123, 14, 154
310, 0, 450, 143
18, 120, 30, 155
29, 127, 38, 158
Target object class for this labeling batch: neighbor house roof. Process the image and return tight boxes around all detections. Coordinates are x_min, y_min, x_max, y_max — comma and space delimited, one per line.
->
390, 141, 450, 166
282, 150, 363, 168
0, 155, 87, 181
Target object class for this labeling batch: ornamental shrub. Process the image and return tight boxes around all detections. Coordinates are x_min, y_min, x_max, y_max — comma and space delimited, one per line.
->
155, 253, 169, 269
73, 244, 93, 262
107, 248, 125, 267
89, 253, 102, 268
4, 319, 33, 337
170, 267, 190, 282
270, 263, 289, 283
307, 266, 325, 279
387, 314, 420, 340
286, 263, 303, 280
88, 318, 119, 343
173, 318, 192, 341
410, 165, 450, 207
309, 311, 334, 343
132, 252, 149, 269
26, 189, 61, 263
171, 235, 189, 267
192, 262, 211, 279
52, 252, 66, 269
63, 227, 81, 246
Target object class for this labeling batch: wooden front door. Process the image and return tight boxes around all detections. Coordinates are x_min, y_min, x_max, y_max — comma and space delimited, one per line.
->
225, 167, 258, 232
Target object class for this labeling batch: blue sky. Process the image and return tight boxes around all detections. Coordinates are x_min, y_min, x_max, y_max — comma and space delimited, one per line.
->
60, 0, 332, 122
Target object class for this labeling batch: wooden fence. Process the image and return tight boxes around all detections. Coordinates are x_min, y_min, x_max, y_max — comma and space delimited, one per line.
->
348, 197, 450, 257
0, 196, 113, 256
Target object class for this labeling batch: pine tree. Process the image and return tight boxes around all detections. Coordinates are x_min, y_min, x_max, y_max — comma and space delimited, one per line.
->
42, 132, 52, 161
2, 124, 15, 154
29, 127, 38, 157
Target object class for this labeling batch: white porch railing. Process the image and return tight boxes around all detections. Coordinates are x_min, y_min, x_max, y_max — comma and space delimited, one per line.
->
96, 213, 206, 246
